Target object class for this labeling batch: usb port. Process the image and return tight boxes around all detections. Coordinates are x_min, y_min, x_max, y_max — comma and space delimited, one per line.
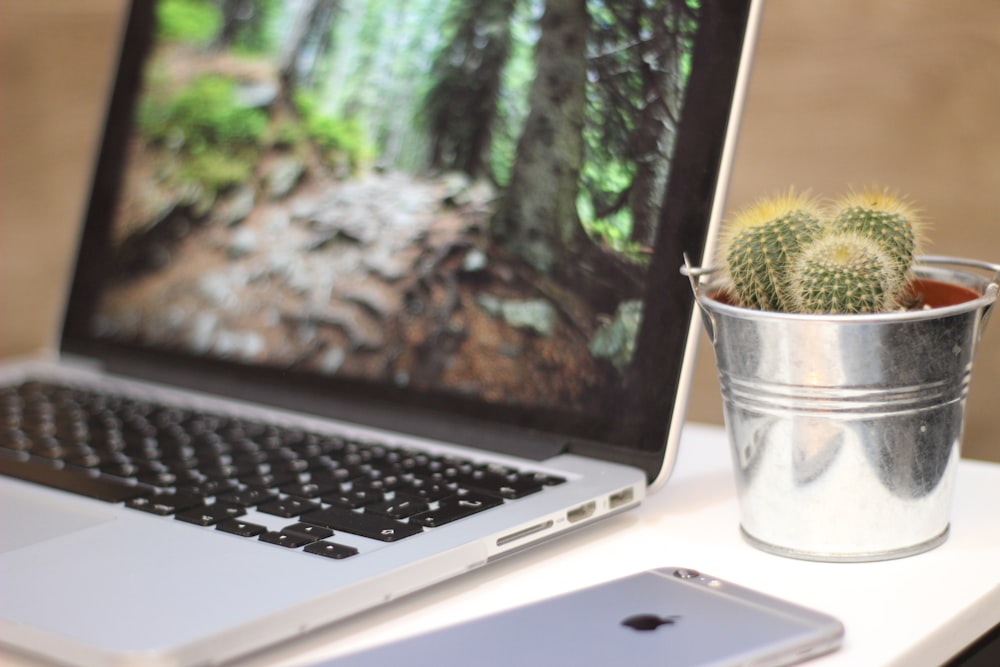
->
567, 501, 596, 523
608, 487, 634, 509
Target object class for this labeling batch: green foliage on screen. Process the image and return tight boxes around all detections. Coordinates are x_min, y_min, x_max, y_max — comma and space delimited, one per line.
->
157, 0, 221, 45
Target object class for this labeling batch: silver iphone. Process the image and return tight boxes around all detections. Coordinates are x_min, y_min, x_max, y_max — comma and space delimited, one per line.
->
317, 567, 844, 667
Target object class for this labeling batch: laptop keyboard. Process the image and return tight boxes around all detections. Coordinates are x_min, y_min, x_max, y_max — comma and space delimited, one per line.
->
0, 380, 565, 559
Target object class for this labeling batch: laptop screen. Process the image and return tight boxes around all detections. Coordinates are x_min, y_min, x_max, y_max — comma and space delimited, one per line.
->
62, 0, 753, 474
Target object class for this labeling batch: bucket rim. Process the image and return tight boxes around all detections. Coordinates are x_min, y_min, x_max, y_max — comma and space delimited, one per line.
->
683, 255, 999, 324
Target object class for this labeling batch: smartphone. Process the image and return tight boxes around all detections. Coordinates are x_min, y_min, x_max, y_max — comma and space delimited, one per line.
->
316, 568, 844, 667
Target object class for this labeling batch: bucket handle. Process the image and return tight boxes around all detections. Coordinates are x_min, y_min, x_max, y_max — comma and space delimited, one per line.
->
916, 255, 1000, 337
681, 254, 721, 343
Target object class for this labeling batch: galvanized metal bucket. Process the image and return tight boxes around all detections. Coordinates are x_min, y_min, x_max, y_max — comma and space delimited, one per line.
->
684, 256, 999, 561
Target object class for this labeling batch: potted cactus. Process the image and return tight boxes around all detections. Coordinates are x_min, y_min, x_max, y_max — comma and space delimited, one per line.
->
684, 187, 999, 562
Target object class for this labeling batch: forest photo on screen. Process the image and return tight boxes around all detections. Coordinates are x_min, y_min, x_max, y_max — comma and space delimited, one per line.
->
94, 0, 701, 416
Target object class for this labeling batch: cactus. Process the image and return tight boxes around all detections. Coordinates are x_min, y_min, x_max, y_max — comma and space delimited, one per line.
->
788, 232, 902, 314
718, 186, 921, 314
829, 188, 923, 283
719, 190, 824, 311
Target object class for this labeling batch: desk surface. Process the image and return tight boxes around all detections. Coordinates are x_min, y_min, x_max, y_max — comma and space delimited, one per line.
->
254, 423, 1000, 667
4, 423, 998, 667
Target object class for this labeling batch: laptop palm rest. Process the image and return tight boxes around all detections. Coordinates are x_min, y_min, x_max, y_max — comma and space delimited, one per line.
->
0, 482, 117, 554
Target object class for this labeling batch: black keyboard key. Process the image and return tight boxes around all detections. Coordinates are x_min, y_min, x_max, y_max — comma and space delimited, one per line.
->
321, 488, 384, 509
162, 452, 199, 470
176, 478, 239, 497
398, 479, 457, 502
231, 449, 270, 467
351, 474, 405, 493
0, 428, 32, 452
66, 450, 102, 468
200, 461, 258, 481
304, 540, 358, 559
281, 522, 334, 540
258, 496, 318, 518
409, 492, 503, 528
259, 531, 316, 548
279, 480, 337, 499
216, 518, 266, 537
99, 459, 139, 479
365, 497, 429, 520
136, 470, 178, 488
455, 469, 543, 499
300, 507, 422, 542
92, 429, 127, 453
169, 468, 207, 486
31, 440, 69, 460
217, 487, 277, 507
310, 465, 367, 484
175, 502, 246, 526
267, 458, 310, 475
241, 471, 297, 489
0, 451, 146, 502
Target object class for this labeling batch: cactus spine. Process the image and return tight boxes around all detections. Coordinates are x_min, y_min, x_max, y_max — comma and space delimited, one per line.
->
720, 191, 824, 311
719, 187, 921, 314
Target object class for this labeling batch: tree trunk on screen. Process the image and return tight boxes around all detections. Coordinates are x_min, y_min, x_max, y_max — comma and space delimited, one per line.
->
494, 0, 643, 310
493, 0, 589, 274
424, 0, 517, 179
628, 0, 688, 248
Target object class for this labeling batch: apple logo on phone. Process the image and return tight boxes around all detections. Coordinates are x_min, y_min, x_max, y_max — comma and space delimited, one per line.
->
622, 614, 681, 631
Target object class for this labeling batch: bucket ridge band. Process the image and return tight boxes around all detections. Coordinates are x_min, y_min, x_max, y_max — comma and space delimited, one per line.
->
719, 370, 971, 417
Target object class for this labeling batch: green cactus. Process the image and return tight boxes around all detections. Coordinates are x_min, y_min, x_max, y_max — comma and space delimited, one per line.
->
720, 191, 824, 311
829, 188, 922, 282
788, 232, 902, 314
718, 186, 921, 314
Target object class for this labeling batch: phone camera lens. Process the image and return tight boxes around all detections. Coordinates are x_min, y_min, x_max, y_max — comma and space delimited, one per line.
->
672, 568, 699, 579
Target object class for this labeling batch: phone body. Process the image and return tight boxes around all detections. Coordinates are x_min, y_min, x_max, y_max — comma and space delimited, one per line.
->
316, 567, 845, 667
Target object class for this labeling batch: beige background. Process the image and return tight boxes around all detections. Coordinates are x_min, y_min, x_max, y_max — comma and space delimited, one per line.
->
2, 1, 998, 461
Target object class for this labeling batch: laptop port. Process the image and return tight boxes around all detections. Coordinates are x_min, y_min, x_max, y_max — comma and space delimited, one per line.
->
497, 520, 555, 547
567, 501, 596, 523
608, 487, 634, 509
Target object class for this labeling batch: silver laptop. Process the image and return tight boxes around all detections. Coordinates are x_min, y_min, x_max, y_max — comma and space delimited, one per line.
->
0, 2, 761, 665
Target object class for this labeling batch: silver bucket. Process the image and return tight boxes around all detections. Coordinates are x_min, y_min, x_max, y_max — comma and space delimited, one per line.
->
684, 256, 999, 561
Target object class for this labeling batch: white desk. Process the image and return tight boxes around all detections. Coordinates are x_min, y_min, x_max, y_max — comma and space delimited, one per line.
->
239, 423, 998, 667
5, 424, 998, 666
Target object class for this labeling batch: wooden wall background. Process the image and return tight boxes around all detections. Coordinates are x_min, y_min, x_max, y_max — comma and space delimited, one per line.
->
2, 1, 998, 461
